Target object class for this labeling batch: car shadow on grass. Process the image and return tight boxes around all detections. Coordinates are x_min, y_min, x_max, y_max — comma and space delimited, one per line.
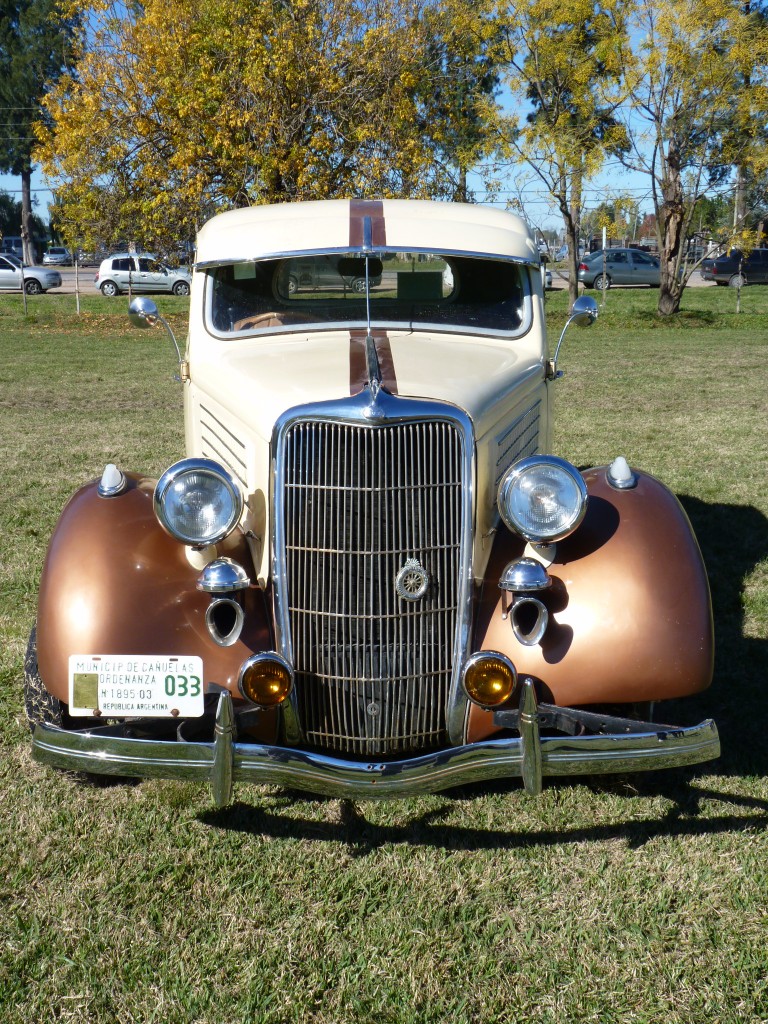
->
200, 780, 768, 856
201, 495, 768, 852
677, 495, 768, 780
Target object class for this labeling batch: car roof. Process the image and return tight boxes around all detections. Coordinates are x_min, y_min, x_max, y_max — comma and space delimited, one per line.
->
104, 252, 157, 260
196, 198, 539, 268
585, 247, 652, 257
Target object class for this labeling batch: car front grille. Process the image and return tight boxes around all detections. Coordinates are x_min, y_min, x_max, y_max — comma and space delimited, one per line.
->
276, 405, 469, 755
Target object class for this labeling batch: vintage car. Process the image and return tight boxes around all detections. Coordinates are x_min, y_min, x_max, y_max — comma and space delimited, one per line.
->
26, 198, 719, 806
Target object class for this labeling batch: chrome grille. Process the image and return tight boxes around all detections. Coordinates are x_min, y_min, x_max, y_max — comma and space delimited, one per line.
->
278, 413, 467, 755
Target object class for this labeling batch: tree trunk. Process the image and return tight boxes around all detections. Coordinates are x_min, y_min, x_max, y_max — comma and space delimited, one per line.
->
20, 166, 34, 265
656, 148, 685, 316
565, 220, 581, 308
565, 170, 582, 308
657, 275, 681, 315
733, 163, 747, 228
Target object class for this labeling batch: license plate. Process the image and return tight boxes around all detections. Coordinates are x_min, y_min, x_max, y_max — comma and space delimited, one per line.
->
68, 655, 205, 718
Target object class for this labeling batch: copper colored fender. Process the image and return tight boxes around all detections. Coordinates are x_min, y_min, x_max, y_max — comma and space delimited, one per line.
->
36, 474, 273, 710
469, 466, 714, 742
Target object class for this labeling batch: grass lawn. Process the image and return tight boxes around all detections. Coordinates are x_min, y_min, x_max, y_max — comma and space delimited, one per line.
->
1, 285, 767, 1023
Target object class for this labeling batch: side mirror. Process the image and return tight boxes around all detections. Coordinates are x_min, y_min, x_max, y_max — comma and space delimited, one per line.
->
569, 295, 599, 327
548, 296, 598, 380
128, 296, 187, 382
128, 295, 160, 328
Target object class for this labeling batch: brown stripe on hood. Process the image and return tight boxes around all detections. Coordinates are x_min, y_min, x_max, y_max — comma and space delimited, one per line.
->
349, 199, 386, 247
349, 330, 398, 395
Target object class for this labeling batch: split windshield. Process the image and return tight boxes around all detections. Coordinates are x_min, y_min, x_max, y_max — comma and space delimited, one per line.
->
207, 252, 528, 336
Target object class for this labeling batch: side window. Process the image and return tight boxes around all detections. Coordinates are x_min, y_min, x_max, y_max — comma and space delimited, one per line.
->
0, 257, 13, 271
112, 258, 131, 272
139, 258, 165, 274
632, 251, 653, 265
609, 251, 628, 264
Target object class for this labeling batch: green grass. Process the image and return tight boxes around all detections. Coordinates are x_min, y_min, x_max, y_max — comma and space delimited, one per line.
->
1, 286, 768, 1023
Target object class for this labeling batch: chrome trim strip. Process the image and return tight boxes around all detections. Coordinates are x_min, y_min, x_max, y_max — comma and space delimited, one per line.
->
32, 715, 720, 803
270, 389, 476, 750
196, 246, 542, 271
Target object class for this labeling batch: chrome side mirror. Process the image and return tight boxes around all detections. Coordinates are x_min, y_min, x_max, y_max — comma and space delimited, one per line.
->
128, 296, 187, 382
569, 295, 599, 327
128, 295, 161, 328
547, 295, 598, 380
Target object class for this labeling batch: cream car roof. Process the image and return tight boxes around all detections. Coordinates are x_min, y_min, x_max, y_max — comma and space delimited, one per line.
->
195, 198, 539, 267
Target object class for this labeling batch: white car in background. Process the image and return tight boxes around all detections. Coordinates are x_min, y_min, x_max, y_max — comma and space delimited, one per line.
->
94, 253, 192, 296
0, 253, 62, 294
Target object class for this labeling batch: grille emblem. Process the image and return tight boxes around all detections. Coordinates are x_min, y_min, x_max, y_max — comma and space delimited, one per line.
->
396, 558, 430, 601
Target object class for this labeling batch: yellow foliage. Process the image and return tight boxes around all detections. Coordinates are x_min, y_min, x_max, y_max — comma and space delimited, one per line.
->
37, 0, 485, 249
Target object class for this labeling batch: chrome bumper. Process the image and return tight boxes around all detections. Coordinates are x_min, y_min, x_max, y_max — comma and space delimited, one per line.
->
32, 683, 719, 807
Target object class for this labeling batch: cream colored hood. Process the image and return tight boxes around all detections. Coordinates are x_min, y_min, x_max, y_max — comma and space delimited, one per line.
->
190, 329, 544, 444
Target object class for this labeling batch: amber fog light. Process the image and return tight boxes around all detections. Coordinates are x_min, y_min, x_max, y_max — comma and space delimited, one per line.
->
238, 653, 293, 707
463, 651, 517, 708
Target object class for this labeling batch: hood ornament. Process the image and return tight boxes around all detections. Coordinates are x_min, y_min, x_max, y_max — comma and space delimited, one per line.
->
396, 558, 430, 601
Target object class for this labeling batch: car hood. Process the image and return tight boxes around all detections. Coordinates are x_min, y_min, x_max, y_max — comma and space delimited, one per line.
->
192, 328, 543, 442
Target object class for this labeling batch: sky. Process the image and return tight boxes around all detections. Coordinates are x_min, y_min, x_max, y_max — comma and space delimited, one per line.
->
0, 168, 54, 229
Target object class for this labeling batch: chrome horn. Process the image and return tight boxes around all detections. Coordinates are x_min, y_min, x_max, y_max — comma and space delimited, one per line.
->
499, 557, 552, 647
197, 558, 250, 648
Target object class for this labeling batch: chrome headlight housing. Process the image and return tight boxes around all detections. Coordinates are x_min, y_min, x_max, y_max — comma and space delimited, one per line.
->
154, 458, 243, 546
497, 455, 587, 543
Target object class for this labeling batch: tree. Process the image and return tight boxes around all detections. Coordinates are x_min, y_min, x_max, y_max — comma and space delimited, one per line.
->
0, 0, 80, 263
35, 0, 491, 253
0, 188, 47, 241
620, 0, 768, 315
725, 1, 768, 227
583, 194, 642, 246
488, 0, 630, 306
415, 0, 500, 201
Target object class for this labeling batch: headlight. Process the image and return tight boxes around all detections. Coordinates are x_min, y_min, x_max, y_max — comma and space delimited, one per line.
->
497, 455, 587, 543
154, 458, 243, 546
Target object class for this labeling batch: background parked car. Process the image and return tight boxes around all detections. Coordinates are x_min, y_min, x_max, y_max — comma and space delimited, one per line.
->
0, 253, 62, 294
94, 253, 192, 296
699, 247, 768, 287
284, 253, 382, 293
578, 248, 660, 289
43, 246, 73, 266
1, 237, 24, 259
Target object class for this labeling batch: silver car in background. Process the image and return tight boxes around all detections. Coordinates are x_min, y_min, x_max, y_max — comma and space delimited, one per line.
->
578, 248, 660, 289
94, 253, 192, 297
43, 247, 73, 266
0, 253, 62, 294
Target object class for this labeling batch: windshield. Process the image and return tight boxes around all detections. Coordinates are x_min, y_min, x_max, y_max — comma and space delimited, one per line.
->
207, 252, 529, 337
